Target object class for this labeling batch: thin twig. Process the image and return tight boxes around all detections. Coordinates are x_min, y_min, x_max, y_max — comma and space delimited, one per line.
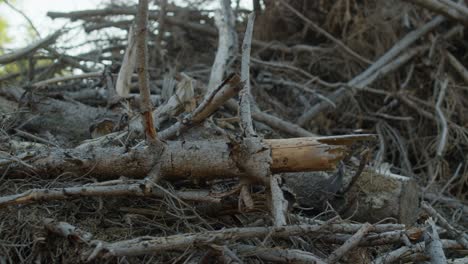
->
278, 0, 371, 64
0, 180, 220, 208
435, 78, 449, 157
297, 15, 446, 125
421, 201, 468, 249
0, 30, 62, 65
326, 223, 374, 263
269, 174, 287, 227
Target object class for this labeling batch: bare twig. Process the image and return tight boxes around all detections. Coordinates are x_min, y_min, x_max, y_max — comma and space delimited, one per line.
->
0, 30, 62, 64
159, 74, 242, 140
32, 71, 103, 88
297, 15, 445, 125
403, 0, 468, 25
326, 223, 374, 263
446, 51, 468, 85
116, 24, 137, 97
85, 223, 405, 259
435, 78, 449, 157
235, 244, 327, 264
421, 201, 468, 248
278, 0, 371, 64
224, 100, 317, 137
372, 239, 462, 264
207, 0, 237, 93
0, 180, 220, 208
424, 193, 468, 215
269, 174, 287, 227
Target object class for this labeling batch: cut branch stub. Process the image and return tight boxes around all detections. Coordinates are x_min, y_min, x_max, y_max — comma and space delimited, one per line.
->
269, 137, 349, 173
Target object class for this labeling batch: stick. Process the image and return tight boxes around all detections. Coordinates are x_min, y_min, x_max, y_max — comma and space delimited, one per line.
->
278, 0, 371, 64
239, 13, 256, 137
269, 174, 287, 227
207, 0, 237, 93
135, 0, 161, 147
32, 72, 103, 88
116, 24, 137, 97
421, 201, 468, 249
85, 223, 402, 259
424, 218, 447, 264
2, 134, 369, 181
372, 239, 462, 264
158, 74, 242, 140
435, 78, 449, 157
297, 15, 445, 126
326, 223, 374, 263
234, 244, 327, 264
0, 30, 62, 64
224, 99, 317, 137
446, 51, 468, 85
0, 180, 220, 208
403, 0, 468, 25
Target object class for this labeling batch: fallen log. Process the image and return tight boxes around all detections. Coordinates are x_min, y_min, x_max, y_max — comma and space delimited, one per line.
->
3, 134, 373, 181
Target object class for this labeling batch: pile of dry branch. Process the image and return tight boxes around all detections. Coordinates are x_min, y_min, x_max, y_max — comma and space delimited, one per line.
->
0, 0, 467, 263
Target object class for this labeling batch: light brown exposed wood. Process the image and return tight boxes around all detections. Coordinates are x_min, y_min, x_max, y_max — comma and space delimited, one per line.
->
268, 135, 373, 173
269, 137, 346, 173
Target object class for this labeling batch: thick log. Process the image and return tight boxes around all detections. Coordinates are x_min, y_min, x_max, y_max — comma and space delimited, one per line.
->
341, 168, 420, 225
3, 135, 371, 181
283, 165, 419, 225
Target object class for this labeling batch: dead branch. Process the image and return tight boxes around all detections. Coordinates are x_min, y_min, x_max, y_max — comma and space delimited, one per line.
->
297, 15, 445, 126
0, 30, 62, 64
269, 174, 287, 227
32, 72, 103, 88
85, 223, 407, 259
373, 239, 462, 264
278, 0, 371, 64
207, 0, 238, 93
421, 201, 468, 248
435, 78, 449, 157
43, 218, 94, 243
403, 0, 468, 25
239, 13, 256, 137
326, 223, 374, 263
446, 51, 468, 85
224, 99, 317, 137
0, 180, 220, 208
424, 218, 447, 264
235, 244, 327, 264
116, 24, 137, 97
2, 134, 369, 181
158, 74, 242, 139
136, 0, 162, 148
